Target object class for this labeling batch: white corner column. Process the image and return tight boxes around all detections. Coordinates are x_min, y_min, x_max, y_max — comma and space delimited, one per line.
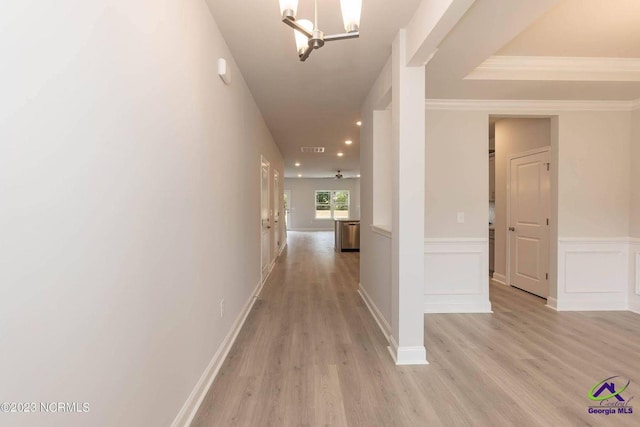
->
389, 29, 427, 365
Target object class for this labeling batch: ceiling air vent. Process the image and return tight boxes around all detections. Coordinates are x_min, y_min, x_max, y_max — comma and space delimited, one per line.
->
300, 146, 325, 153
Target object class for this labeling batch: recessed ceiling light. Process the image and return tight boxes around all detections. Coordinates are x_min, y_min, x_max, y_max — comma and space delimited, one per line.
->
356, 121, 362, 126
295, 162, 301, 167
337, 152, 344, 157
298, 174, 302, 177
357, 174, 361, 178
345, 140, 353, 145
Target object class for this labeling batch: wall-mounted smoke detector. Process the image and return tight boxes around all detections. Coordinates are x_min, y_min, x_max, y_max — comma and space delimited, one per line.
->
300, 146, 325, 153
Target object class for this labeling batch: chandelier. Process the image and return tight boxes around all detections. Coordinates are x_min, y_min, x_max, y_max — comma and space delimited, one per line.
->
279, 0, 362, 61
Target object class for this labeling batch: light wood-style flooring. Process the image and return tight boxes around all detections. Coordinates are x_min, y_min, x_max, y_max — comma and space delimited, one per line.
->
192, 231, 640, 426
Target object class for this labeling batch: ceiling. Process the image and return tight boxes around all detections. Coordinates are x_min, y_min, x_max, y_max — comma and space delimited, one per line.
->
497, 0, 640, 58
426, 0, 640, 100
206, 0, 640, 178
205, 0, 422, 178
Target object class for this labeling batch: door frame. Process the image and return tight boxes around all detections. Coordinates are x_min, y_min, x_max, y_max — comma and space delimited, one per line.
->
505, 146, 552, 294
284, 189, 292, 230
273, 169, 280, 257
260, 156, 271, 282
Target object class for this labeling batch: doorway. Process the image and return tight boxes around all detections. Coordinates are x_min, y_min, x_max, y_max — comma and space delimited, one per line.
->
489, 117, 555, 301
273, 170, 281, 257
284, 190, 291, 230
261, 158, 271, 281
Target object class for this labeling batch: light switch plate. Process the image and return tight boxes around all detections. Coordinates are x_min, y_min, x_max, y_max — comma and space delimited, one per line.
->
218, 58, 231, 85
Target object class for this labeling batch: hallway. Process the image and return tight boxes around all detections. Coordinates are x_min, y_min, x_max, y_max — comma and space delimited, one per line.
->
193, 232, 640, 426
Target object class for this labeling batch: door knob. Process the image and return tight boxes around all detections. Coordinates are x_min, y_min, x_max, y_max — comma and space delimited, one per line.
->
509, 227, 515, 231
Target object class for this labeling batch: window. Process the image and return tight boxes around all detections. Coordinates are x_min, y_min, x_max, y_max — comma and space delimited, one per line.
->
315, 190, 350, 219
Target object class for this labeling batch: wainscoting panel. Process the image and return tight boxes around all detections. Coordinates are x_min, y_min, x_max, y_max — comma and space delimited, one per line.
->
557, 239, 628, 311
635, 244, 640, 295
629, 240, 640, 314
424, 238, 492, 313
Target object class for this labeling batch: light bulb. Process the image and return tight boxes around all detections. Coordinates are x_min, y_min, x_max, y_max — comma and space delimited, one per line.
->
294, 19, 313, 56
279, 0, 299, 18
340, 0, 362, 33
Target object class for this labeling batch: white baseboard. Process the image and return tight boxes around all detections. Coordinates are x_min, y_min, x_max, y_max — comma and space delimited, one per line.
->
492, 272, 507, 286
387, 335, 429, 366
288, 228, 333, 232
256, 259, 276, 297
545, 297, 558, 311
557, 238, 628, 311
277, 239, 287, 257
423, 238, 492, 314
171, 272, 272, 427
358, 284, 391, 341
629, 301, 640, 315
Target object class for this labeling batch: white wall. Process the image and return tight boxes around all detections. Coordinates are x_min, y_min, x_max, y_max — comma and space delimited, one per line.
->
557, 112, 630, 238
424, 109, 491, 313
632, 108, 640, 238
373, 110, 393, 227
628, 108, 640, 312
0, 2, 283, 426
425, 110, 488, 238
554, 111, 630, 310
494, 118, 551, 280
359, 58, 394, 337
283, 178, 360, 230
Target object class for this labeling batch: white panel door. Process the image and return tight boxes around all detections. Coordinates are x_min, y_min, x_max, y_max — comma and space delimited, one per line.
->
508, 150, 550, 298
261, 159, 271, 279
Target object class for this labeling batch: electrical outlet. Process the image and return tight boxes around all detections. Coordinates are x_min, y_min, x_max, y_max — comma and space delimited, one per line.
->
457, 212, 465, 224
220, 299, 224, 318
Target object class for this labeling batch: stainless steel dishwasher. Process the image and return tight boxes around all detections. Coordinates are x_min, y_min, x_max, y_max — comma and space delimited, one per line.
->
335, 220, 360, 252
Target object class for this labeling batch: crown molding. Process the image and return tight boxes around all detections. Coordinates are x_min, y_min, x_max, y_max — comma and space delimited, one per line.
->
466, 56, 640, 82
425, 98, 640, 112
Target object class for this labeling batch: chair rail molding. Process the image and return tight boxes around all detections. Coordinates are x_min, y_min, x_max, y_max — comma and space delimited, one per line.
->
370, 224, 392, 239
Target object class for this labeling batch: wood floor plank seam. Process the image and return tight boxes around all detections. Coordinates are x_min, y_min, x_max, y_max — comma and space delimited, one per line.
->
192, 231, 640, 427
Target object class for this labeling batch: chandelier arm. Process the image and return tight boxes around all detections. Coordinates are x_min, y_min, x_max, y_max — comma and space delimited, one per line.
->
282, 16, 314, 38
324, 32, 360, 42
299, 45, 314, 61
